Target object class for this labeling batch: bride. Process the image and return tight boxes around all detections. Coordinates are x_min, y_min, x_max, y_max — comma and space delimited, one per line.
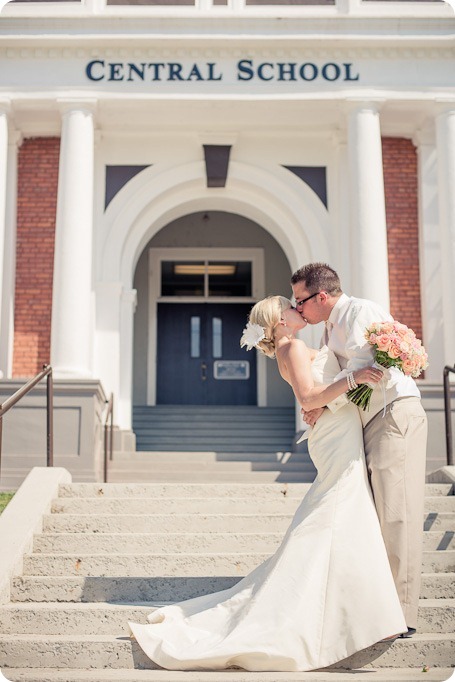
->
129, 295, 407, 672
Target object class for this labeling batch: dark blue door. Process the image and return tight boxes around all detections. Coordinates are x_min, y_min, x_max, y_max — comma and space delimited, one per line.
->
156, 303, 256, 405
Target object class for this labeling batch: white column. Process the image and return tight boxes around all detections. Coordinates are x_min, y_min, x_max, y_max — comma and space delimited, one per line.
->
0, 104, 9, 379
119, 289, 137, 430
94, 280, 122, 406
347, 101, 390, 311
0, 127, 21, 378
413, 126, 442, 382
51, 101, 96, 378
435, 106, 455, 367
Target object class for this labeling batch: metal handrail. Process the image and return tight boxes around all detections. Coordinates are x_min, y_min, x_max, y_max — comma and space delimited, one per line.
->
0, 365, 53, 479
103, 393, 114, 483
443, 365, 455, 467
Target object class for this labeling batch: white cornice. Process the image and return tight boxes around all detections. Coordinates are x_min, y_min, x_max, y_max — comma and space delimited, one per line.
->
0, 43, 454, 60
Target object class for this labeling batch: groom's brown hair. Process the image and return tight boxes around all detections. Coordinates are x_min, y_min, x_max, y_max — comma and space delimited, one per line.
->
291, 263, 342, 296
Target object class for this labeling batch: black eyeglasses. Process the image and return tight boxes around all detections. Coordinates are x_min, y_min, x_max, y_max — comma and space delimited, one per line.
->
294, 291, 321, 307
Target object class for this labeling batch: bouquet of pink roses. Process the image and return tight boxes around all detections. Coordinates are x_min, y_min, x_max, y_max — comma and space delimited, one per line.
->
347, 321, 429, 411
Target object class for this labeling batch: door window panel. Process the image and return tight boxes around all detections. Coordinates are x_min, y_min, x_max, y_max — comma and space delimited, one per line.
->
212, 318, 222, 358
190, 316, 201, 358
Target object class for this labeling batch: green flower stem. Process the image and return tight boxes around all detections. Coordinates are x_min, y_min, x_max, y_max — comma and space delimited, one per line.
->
347, 384, 374, 411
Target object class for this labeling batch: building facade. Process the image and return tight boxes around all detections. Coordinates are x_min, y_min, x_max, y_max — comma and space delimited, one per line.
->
0, 0, 454, 482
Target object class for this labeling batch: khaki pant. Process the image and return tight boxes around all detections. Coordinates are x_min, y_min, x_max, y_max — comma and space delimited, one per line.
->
363, 397, 428, 628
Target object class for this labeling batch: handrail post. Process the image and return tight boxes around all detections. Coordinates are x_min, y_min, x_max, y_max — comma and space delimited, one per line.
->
0, 365, 54, 482
46, 368, 54, 467
443, 365, 455, 467
103, 394, 114, 483
104, 408, 108, 484
0, 415, 3, 480
110, 394, 114, 462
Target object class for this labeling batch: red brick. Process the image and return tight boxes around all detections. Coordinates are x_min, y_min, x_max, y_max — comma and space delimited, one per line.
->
382, 137, 423, 343
12, 138, 60, 377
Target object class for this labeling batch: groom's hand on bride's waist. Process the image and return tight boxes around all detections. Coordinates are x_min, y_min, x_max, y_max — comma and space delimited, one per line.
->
301, 407, 325, 426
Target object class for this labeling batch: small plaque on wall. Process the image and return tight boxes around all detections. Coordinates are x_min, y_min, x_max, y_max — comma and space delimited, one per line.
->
214, 361, 250, 380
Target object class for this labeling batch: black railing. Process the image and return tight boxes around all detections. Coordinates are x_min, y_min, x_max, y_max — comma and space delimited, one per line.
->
104, 394, 114, 483
443, 365, 455, 467
0, 365, 53, 480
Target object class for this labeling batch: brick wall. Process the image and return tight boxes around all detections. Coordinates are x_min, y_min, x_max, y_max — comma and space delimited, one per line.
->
13, 137, 60, 377
382, 137, 423, 341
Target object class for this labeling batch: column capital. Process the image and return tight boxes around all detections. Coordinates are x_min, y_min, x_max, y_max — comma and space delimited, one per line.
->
331, 128, 347, 146
435, 99, 455, 120
57, 98, 98, 117
7, 128, 23, 148
412, 122, 436, 148
0, 99, 11, 116
343, 97, 386, 117
121, 288, 138, 313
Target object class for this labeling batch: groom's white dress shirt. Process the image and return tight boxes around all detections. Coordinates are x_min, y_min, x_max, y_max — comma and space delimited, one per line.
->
326, 293, 420, 426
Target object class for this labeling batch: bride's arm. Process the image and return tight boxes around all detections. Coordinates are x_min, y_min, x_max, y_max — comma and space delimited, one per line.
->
282, 340, 381, 411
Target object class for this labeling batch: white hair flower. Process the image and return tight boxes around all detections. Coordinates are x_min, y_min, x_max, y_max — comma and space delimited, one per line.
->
240, 322, 266, 351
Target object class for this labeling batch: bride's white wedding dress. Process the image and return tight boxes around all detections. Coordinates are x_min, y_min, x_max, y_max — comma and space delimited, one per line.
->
128, 346, 407, 672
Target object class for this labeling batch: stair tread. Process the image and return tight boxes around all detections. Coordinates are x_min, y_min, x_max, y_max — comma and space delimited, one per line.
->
3, 598, 454, 609
2, 632, 453, 641
3, 668, 454, 681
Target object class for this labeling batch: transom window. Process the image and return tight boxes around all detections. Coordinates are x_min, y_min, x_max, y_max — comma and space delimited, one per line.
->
161, 260, 252, 297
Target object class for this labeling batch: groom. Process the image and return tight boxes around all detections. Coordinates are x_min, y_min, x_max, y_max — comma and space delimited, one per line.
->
291, 262, 427, 637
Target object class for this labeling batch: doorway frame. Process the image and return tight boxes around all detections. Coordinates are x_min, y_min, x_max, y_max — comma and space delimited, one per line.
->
147, 247, 266, 406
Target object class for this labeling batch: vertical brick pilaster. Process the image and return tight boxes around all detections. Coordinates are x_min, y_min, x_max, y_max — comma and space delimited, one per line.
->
12, 137, 60, 377
382, 137, 423, 341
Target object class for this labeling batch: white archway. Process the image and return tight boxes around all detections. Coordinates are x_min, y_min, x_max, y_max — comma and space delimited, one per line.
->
96, 160, 332, 429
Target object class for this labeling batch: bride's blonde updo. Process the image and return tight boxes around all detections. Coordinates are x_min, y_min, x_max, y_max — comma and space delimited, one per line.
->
248, 295, 292, 358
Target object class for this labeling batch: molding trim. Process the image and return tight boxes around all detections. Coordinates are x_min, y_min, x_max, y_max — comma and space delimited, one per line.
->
1, 45, 454, 60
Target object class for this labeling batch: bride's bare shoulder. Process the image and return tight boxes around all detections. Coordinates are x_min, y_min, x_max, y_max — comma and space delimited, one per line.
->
280, 338, 310, 359
279, 339, 318, 364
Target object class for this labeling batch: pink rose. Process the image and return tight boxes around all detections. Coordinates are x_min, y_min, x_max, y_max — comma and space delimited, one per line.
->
381, 322, 394, 335
376, 334, 391, 352
402, 358, 416, 375
389, 345, 402, 359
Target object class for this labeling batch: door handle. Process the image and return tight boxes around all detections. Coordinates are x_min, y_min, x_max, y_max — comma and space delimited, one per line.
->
201, 362, 207, 381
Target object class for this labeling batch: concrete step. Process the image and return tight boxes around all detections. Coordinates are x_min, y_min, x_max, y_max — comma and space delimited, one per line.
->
106, 461, 315, 472
12, 573, 455, 603
0, 633, 453, 670
42, 513, 301, 534
106, 471, 317, 483
134, 432, 295, 441
134, 442, 296, 451
32, 530, 455, 554
424, 513, 455, 532
111, 452, 312, 465
421, 573, 455, 599
133, 406, 295, 414
41, 511, 455, 534
58, 483, 312, 499
21, 550, 455, 577
132, 414, 296, 422
1, 600, 454, 636
134, 426, 295, 435
33, 532, 287, 554
111, 451, 311, 462
49, 496, 455, 516
132, 410, 294, 421
3, 668, 455, 682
